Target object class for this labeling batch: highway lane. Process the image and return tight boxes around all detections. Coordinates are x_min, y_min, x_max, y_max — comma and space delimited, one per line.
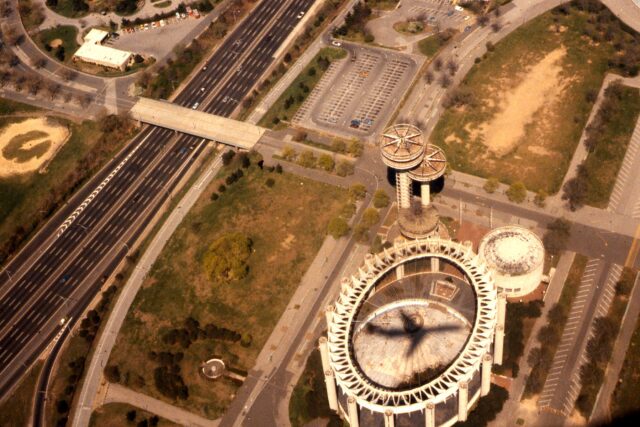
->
0, 0, 316, 400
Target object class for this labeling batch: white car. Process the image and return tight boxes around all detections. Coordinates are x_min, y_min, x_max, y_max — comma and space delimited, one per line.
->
200, 87, 205, 92
192, 102, 199, 109
297, 11, 305, 19
331, 40, 342, 47
454, 5, 463, 12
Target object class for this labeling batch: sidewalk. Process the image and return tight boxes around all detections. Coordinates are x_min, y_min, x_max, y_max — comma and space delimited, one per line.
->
103, 383, 219, 427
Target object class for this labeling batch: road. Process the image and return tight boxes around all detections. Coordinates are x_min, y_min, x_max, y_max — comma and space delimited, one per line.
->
0, 0, 317, 404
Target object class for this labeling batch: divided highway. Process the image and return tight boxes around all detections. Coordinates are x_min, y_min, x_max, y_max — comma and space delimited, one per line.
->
0, 0, 315, 400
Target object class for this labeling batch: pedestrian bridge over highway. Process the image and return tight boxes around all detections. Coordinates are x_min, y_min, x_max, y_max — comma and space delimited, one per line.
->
129, 98, 265, 149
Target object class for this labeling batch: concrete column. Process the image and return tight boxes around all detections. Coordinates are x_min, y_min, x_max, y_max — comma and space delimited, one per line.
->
430, 257, 439, 272
325, 305, 335, 329
458, 381, 468, 422
497, 292, 507, 327
396, 263, 405, 280
347, 396, 359, 427
324, 369, 338, 411
340, 277, 351, 294
319, 337, 330, 372
494, 324, 504, 365
481, 353, 492, 396
421, 183, 430, 206
425, 402, 435, 427
384, 410, 395, 427
396, 172, 411, 209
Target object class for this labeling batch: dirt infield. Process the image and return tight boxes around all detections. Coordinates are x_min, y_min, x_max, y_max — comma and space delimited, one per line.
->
479, 47, 568, 156
0, 117, 70, 177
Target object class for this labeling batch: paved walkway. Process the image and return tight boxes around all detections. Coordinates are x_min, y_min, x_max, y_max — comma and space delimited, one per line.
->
608, 114, 640, 218
601, 0, 640, 33
590, 273, 640, 424
104, 383, 219, 427
71, 150, 223, 427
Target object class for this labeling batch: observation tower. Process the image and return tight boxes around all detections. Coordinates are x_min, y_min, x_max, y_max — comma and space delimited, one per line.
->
320, 238, 505, 427
380, 124, 447, 239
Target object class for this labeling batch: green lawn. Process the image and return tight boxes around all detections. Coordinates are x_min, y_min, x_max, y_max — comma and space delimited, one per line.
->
109, 154, 349, 419
430, 4, 639, 193
259, 47, 346, 129
90, 403, 180, 427
0, 362, 42, 427
37, 26, 79, 63
417, 31, 454, 58
580, 84, 640, 207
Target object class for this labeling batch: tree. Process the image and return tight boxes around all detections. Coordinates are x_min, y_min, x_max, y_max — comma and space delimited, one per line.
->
425, 70, 434, 84
297, 150, 316, 168
534, 189, 548, 207
203, 233, 252, 283
335, 160, 354, 177
104, 365, 121, 383
506, 181, 527, 203
373, 189, 390, 208
317, 154, 334, 172
439, 73, 451, 88
327, 217, 349, 239
361, 208, 380, 228
543, 218, 571, 256
353, 223, 369, 243
347, 140, 363, 157
281, 146, 296, 161
349, 183, 367, 201
483, 177, 499, 194
126, 410, 137, 422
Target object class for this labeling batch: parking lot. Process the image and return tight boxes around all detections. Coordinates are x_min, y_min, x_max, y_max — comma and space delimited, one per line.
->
294, 44, 421, 138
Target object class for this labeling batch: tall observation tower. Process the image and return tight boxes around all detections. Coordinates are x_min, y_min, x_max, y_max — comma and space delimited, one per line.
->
380, 124, 447, 239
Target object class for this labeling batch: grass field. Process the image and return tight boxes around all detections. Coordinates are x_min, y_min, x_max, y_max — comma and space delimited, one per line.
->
611, 295, 640, 419
37, 26, 79, 63
580, 84, 640, 207
417, 31, 454, 58
259, 47, 346, 129
90, 403, 180, 427
109, 154, 349, 419
430, 5, 635, 193
0, 362, 42, 427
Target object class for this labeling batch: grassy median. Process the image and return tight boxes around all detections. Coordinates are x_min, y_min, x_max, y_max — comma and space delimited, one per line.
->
108, 153, 349, 419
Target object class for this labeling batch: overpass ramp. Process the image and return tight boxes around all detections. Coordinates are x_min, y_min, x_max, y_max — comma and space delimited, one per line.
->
129, 98, 265, 149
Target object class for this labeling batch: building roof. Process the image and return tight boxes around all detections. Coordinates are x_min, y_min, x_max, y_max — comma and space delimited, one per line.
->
74, 42, 132, 67
83, 28, 109, 44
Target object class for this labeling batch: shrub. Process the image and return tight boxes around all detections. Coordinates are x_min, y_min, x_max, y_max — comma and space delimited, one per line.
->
327, 217, 349, 239
222, 149, 235, 165
282, 146, 297, 161
483, 177, 499, 194
203, 233, 252, 283
317, 154, 335, 172
218, 184, 226, 193
336, 160, 355, 177
210, 193, 219, 201
265, 178, 275, 187
275, 164, 283, 173
506, 181, 527, 203
349, 183, 367, 200
534, 189, 548, 207
104, 365, 121, 383
126, 410, 137, 422
361, 208, 380, 228
297, 150, 317, 168
373, 189, 390, 208
353, 224, 369, 243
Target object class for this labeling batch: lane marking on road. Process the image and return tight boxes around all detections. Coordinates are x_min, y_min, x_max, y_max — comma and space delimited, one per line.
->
624, 223, 640, 267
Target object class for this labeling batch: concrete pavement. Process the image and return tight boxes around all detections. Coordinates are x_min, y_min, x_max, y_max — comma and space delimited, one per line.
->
103, 383, 219, 427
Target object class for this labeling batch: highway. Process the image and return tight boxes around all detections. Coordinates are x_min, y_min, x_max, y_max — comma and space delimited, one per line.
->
0, 0, 316, 401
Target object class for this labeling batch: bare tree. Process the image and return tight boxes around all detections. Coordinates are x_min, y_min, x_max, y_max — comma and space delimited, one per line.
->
28, 75, 43, 95
46, 82, 61, 100
0, 1, 12, 17
80, 93, 93, 107
493, 7, 501, 18
434, 57, 443, 71
13, 72, 26, 91
63, 91, 73, 103
32, 57, 47, 69
491, 22, 501, 33
446, 59, 458, 76
9, 54, 20, 67
425, 70, 434, 84
60, 68, 77, 82
0, 70, 11, 87
439, 73, 451, 88
478, 14, 489, 27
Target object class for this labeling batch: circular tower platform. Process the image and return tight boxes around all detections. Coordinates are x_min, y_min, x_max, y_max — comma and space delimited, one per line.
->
398, 204, 441, 239
379, 124, 426, 170
408, 144, 447, 183
325, 239, 498, 427
479, 226, 545, 298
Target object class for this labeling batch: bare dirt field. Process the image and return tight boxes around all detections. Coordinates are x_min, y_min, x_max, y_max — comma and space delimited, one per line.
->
479, 47, 568, 156
0, 117, 70, 177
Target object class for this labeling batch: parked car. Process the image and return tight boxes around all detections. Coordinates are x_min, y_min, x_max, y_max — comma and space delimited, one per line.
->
192, 102, 200, 109
331, 40, 342, 47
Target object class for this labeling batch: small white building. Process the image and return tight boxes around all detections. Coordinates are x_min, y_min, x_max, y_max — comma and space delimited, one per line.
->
73, 29, 133, 71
